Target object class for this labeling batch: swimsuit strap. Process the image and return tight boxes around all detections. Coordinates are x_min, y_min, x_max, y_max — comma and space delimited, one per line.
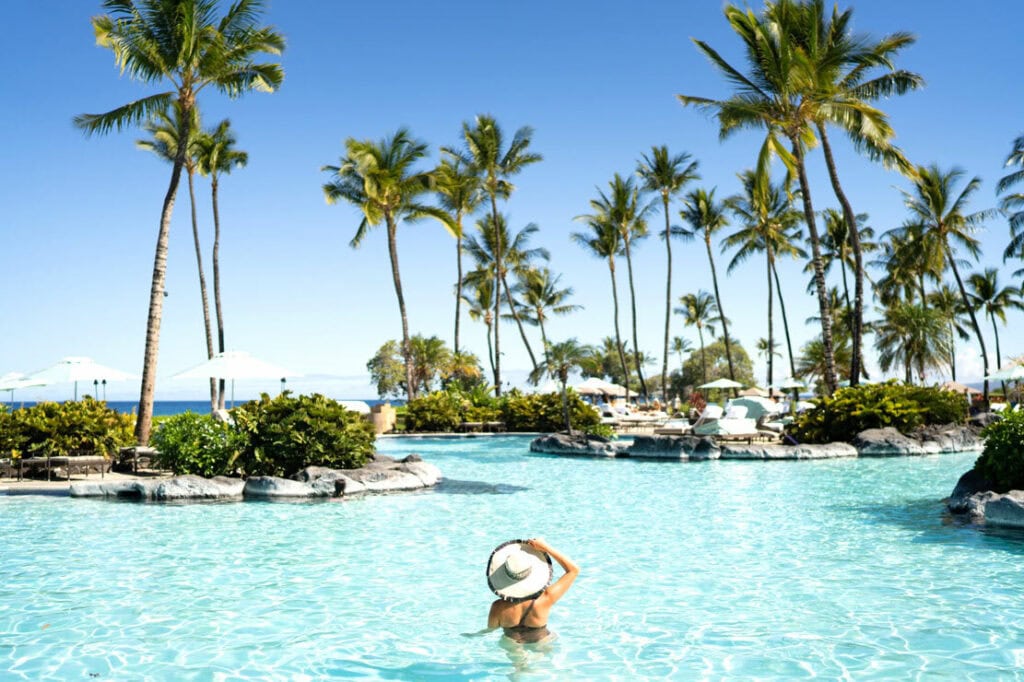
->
518, 599, 536, 627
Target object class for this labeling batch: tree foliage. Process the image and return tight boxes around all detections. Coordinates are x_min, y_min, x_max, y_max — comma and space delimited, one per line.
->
679, 338, 754, 392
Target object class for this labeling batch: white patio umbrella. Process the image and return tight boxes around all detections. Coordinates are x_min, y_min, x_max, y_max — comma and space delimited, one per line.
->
984, 365, 1024, 381
698, 378, 744, 390
172, 351, 301, 407
26, 356, 137, 401
0, 372, 49, 404
773, 377, 805, 390
574, 377, 627, 397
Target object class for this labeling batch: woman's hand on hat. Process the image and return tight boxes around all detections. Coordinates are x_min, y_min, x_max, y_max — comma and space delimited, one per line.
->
527, 537, 550, 552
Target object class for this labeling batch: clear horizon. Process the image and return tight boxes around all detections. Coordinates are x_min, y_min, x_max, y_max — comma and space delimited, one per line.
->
2, 1, 1022, 402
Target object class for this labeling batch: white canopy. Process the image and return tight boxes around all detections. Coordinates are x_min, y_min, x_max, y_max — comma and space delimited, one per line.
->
698, 378, 743, 389
574, 377, 627, 397
26, 356, 137, 400
173, 351, 300, 407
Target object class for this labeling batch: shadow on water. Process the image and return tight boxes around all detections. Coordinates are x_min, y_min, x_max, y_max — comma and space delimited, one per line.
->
325, 659, 505, 680
433, 479, 529, 495
844, 496, 1024, 555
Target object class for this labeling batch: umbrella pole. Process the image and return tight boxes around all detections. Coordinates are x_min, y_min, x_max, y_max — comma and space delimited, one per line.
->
231, 379, 235, 409
74, 381, 78, 402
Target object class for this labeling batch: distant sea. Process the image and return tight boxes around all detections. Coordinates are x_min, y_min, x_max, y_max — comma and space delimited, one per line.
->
6, 399, 399, 416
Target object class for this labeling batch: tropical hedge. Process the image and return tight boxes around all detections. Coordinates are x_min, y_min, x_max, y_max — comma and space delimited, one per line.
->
974, 411, 1024, 493
403, 388, 605, 435
150, 393, 375, 478
787, 382, 968, 444
0, 398, 135, 459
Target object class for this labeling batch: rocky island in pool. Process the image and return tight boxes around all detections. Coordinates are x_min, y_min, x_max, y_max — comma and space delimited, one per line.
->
68, 453, 441, 501
530, 424, 982, 460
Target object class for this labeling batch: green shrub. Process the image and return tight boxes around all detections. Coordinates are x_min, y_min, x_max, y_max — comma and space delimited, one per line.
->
233, 393, 375, 477
8, 398, 134, 458
499, 390, 602, 434
974, 411, 1024, 492
150, 412, 244, 477
788, 381, 968, 444
404, 391, 463, 432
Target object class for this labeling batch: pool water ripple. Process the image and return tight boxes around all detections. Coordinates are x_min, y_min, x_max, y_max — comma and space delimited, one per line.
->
2, 436, 1022, 679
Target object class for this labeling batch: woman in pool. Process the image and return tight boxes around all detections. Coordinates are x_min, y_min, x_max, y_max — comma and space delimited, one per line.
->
485, 538, 579, 644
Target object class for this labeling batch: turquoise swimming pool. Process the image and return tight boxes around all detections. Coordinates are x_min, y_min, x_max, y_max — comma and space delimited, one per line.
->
2, 437, 1020, 679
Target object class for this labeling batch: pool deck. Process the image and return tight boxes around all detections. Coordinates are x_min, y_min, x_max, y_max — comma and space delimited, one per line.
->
0, 470, 170, 496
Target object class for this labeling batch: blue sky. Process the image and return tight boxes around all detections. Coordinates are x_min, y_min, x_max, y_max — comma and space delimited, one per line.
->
2, 1, 1022, 401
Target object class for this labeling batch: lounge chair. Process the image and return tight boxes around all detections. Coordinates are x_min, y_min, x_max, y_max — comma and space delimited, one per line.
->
693, 405, 758, 438
655, 405, 724, 436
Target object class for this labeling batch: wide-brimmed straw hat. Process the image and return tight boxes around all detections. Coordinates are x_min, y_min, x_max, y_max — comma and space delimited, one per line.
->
486, 539, 553, 601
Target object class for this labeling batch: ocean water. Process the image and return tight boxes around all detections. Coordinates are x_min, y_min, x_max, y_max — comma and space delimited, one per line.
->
2, 437, 1021, 680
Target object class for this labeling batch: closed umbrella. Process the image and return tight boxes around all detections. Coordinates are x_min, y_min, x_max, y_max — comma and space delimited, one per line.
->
26, 357, 137, 401
173, 351, 300, 408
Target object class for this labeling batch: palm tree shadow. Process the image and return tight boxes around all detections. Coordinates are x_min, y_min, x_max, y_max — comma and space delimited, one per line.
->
845, 496, 1024, 555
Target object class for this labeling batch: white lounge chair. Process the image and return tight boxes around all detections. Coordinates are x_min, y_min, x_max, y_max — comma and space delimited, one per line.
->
693, 404, 759, 439
655, 405, 724, 435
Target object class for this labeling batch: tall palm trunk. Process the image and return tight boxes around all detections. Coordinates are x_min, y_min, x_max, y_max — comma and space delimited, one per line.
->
489, 194, 502, 396
210, 175, 227, 409
501, 275, 539, 373
559, 378, 571, 433
704, 233, 736, 390
385, 214, 416, 400
538, 315, 550, 364
818, 125, 864, 386
990, 312, 1006, 398
946, 246, 989, 400
772, 262, 797, 379
697, 326, 707, 385
948, 322, 957, 381
136, 128, 188, 445
186, 168, 217, 411
660, 193, 673, 399
766, 248, 774, 396
622, 236, 648, 399
791, 140, 838, 393
454, 228, 463, 354
484, 315, 495, 379
607, 258, 632, 399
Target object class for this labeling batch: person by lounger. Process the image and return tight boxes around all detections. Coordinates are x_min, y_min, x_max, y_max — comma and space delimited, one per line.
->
484, 538, 579, 644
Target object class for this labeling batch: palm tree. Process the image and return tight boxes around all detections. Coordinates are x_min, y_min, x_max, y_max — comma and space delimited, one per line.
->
675, 291, 721, 385
756, 338, 782, 387
636, 146, 700, 399
723, 170, 803, 393
571, 217, 632, 397
679, 3, 840, 393
928, 284, 971, 381
433, 157, 482, 354
443, 116, 542, 396
75, 0, 284, 445
998, 135, 1024, 270
895, 165, 996, 398
464, 214, 549, 374
515, 267, 581, 359
681, 188, 736, 388
462, 274, 497, 380
968, 268, 1022, 395
195, 118, 248, 410
135, 102, 217, 411
873, 223, 943, 307
875, 301, 950, 384
671, 336, 694, 377
322, 128, 440, 401
774, 0, 922, 387
580, 174, 653, 399
529, 338, 594, 434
